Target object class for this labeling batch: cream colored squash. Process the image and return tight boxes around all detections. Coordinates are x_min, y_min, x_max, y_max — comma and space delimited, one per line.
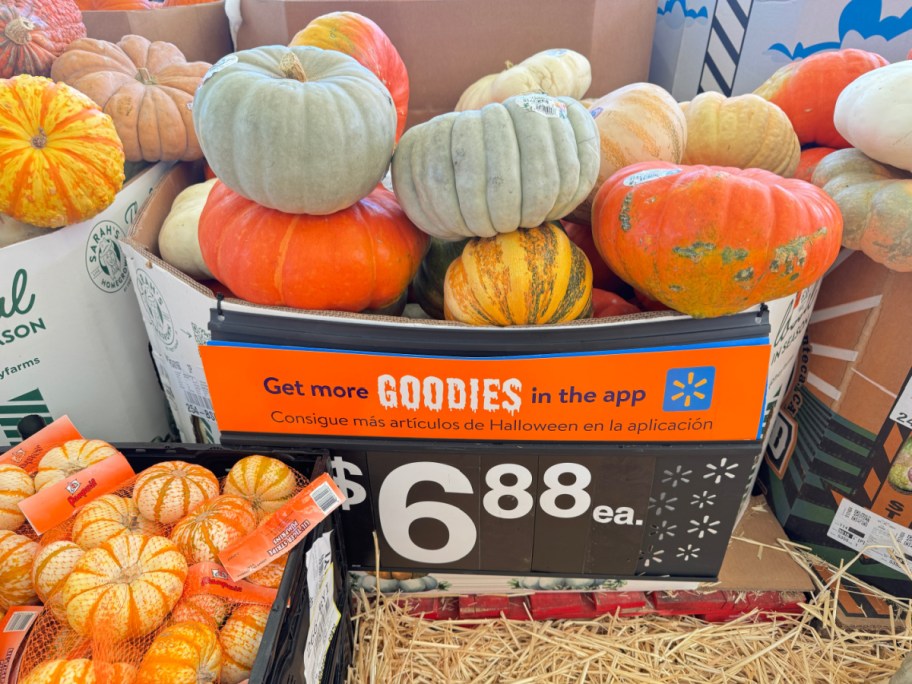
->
455, 73, 497, 112
159, 179, 217, 280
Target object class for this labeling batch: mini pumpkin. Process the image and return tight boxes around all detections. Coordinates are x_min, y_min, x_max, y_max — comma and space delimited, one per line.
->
247, 554, 287, 589
19, 659, 95, 684
0, 0, 86, 78
77, 0, 150, 8
219, 604, 270, 684
0, 464, 33, 530
0, 529, 38, 609
71, 494, 161, 549
136, 621, 222, 684
169, 495, 257, 564
31, 541, 85, 621
159, 178, 218, 280
223, 455, 296, 522
132, 461, 219, 524
34, 439, 118, 491
170, 593, 230, 631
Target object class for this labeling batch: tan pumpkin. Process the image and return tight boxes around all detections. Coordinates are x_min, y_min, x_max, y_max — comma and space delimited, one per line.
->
60, 534, 187, 640
0, 464, 34, 530
50, 35, 210, 163
136, 621, 222, 684
680, 92, 800, 176
223, 455, 296, 522
132, 461, 219, 525
169, 495, 257, 564
71, 494, 161, 550
20, 659, 95, 684
159, 179, 217, 280
34, 439, 118, 491
570, 82, 686, 223
170, 593, 230, 631
0, 530, 38, 609
219, 604, 270, 684
31, 541, 85, 621
247, 554, 287, 589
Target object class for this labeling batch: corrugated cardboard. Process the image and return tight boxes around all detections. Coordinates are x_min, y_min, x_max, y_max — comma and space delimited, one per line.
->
233, 0, 657, 128
82, 2, 233, 64
651, 0, 912, 101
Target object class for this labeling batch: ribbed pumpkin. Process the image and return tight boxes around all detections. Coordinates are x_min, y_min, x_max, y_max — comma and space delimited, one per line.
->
0, 76, 125, 229
94, 663, 136, 684
193, 46, 396, 215
411, 238, 469, 319
811, 148, 912, 272
77, 0, 150, 8
290, 11, 409, 142
591, 162, 843, 318
680, 92, 800, 176
51, 35, 210, 163
0, 529, 38, 609
0, 1, 85, 78
198, 183, 428, 312
159, 178, 217, 280
136, 621, 222, 684
34, 439, 118, 491
562, 221, 626, 292
0, 463, 33, 530
794, 147, 837, 182
132, 461, 219, 525
60, 534, 187, 640
31, 541, 84, 621
444, 222, 593, 326
170, 495, 257, 564
392, 94, 600, 239
247, 554, 287, 589
569, 82, 686, 223
754, 48, 888, 148
223, 455, 296, 523
19, 659, 95, 684
170, 593, 230, 631
71, 494, 161, 549
219, 604, 270, 684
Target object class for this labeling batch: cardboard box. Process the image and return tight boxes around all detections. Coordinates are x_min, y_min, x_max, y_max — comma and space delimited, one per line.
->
232, 0, 657, 128
0, 165, 172, 449
82, 2, 233, 64
651, 0, 912, 101
760, 250, 912, 596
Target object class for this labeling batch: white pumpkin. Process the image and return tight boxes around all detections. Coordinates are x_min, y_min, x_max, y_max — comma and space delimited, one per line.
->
834, 61, 912, 172
0, 215, 47, 248
159, 179, 217, 279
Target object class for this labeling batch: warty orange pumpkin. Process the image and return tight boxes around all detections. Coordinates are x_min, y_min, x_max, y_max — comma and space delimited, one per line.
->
0, 0, 86, 78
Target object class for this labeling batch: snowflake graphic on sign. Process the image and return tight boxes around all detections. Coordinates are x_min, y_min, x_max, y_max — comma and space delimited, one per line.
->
704, 457, 739, 485
640, 548, 664, 568
663, 367, 715, 411
661, 465, 692, 488
649, 492, 678, 516
688, 515, 720, 540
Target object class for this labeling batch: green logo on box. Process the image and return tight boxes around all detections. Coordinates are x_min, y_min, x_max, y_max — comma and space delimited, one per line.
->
85, 220, 129, 293
136, 270, 177, 351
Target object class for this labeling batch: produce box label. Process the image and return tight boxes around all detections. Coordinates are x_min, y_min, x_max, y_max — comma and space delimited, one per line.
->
200, 340, 771, 443
0, 606, 43, 684
827, 499, 912, 576
0, 415, 81, 472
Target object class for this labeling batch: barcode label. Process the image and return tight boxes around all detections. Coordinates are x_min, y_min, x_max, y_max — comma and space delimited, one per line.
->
186, 390, 213, 411
516, 94, 568, 119
311, 483, 341, 514
828, 499, 912, 575
4, 612, 36, 632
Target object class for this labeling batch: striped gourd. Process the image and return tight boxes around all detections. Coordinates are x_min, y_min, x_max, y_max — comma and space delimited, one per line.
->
443, 222, 593, 326
0, 530, 38, 609
0, 464, 34, 530
19, 659, 95, 684
71, 494, 161, 549
219, 604, 270, 684
136, 621, 222, 684
132, 461, 219, 525
170, 593, 231, 631
34, 440, 118, 492
169, 495, 257, 564
247, 554, 287, 589
223, 455, 296, 522
31, 540, 84, 621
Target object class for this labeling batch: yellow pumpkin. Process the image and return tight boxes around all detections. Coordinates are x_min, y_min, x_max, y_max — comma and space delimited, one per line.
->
219, 604, 270, 684
170, 593, 231, 631
71, 494, 161, 550
136, 621, 222, 684
223, 455, 296, 522
132, 461, 219, 525
34, 439, 118, 492
0, 529, 38, 609
31, 541, 85, 621
169, 495, 257, 564
0, 464, 34, 530
20, 659, 95, 684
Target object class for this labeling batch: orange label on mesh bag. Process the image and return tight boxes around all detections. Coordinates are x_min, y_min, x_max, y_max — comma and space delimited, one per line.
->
183, 563, 279, 605
0, 416, 81, 473
219, 474, 345, 581
19, 452, 135, 535
0, 606, 43, 684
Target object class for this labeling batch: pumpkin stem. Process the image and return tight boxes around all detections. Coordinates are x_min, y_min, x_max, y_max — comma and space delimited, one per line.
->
136, 67, 156, 85
4, 17, 34, 46
30, 127, 47, 149
280, 52, 308, 83
504, 60, 514, 70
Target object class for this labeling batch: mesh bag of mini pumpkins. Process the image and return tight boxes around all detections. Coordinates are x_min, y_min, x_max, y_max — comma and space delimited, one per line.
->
18, 454, 310, 683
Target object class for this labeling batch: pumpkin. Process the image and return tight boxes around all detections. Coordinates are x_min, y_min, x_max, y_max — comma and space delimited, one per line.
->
392, 94, 600, 239
247, 554, 287, 589
193, 46, 396, 215
290, 11, 409, 142
0, 530, 38, 609
753, 48, 888, 148
136, 621, 221, 684
591, 162, 843, 318
592, 290, 640, 319
411, 238, 469, 319
198, 183, 428, 311
680, 92, 800, 176
94, 663, 136, 684
71, 494, 161, 550
834, 61, 912, 173
219, 604, 270, 684
443, 222, 593, 326
562, 221, 626, 292
0, 1, 85, 78
634, 289, 671, 312
34, 439, 118, 491
568, 83, 686, 223
455, 49, 591, 111
0, 463, 33, 530
0, 76, 124, 228
161, 0, 218, 5
794, 147, 837, 182
51, 35, 209, 163
223, 455, 296, 522
0, 214, 46, 248
132, 461, 219, 524
170, 593, 230, 631
77, 0, 150, 8
31, 541, 84, 621
169, 495, 257, 564
159, 179, 217, 280
20, 659, 95, 684
60, 534, 187, 640
811, 148, 912, 272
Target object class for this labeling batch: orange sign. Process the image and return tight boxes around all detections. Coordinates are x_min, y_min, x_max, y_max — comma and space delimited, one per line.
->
200, 341, 772, 443
0, 416, 81, 473
183, 562, 278, 605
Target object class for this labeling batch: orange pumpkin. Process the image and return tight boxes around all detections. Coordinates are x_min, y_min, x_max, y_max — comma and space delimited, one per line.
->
219, 604, 270, 684
170, 593, 230, 631
0, 530, 38, 609
136, 621, 222, 684
161, 0, 218, 5
60, 534, 187, 641
794, 147, 837, 182
31, 541, 85, 621
247, 555, 287, 589
71, 495, 161, 549
0, 76, 125, 229
170, 495, 257, 564
0, 1, 86, 78
132, 461, 219, 524
0, 464, 34, 530
77, 0, 150, 8
20, 659, 95, 684
223, 455, 296, 522
94, 662, 137, 684
34, 439, 118, 491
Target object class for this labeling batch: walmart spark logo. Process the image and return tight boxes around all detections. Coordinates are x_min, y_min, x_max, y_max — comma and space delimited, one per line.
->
663, 367, 715, 412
